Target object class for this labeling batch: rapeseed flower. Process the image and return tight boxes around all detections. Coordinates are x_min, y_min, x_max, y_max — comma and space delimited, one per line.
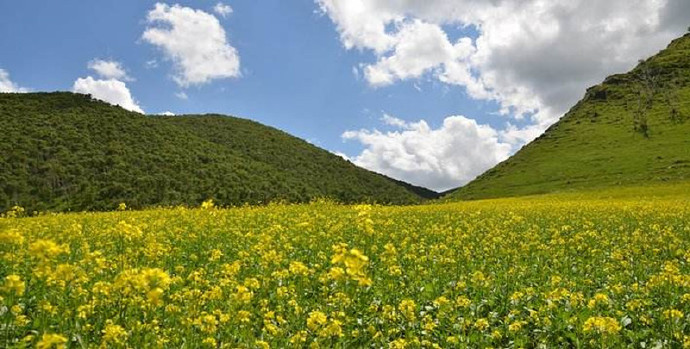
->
36, 333, 68, 349
3, 274, 25, 295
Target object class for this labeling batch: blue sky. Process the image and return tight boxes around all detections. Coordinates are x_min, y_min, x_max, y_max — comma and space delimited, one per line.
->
1, 0, 687, 190
0, 1, 492, 149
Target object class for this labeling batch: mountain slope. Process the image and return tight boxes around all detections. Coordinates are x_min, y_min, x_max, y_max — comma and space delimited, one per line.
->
0, 92, 434, 212
447, 34, 690, 200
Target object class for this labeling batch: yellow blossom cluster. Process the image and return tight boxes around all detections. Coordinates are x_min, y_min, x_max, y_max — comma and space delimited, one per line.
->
1, 195, 690, 347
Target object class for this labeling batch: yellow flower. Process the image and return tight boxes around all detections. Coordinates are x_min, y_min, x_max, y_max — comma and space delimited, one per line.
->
102, 323, 128, 344
36, 333, 68, 349
307, 311, 328, 331
389, 338, 407, 349
147, 287, 165, 306
509, 321, 526, 332
422, 316, 437, 331
202, 337, 216, 347
140, 268, 172, 290
29, 239, 69, 260
582, 316, 621, 335
471, 271, 487, 284
195, 314, 218, 334
117, 202, 127, 211
244, 277, 261, 289
114, 221, 143, 242
345, 249, 369, 271
201, 199, 215, 209
238, 310, 252, 323
456, 295, 471, 308
510, 291, 524, 303
399, 299, 417, 321
474, 318, 489, 331
0, 229, 24, 245
39, 300, 57, 315
3, 274, 25, 295
209, 248, 223, 261
435, 295, 450, 306
289, 261, 310, 275
664, 309, 684, 320
388, 265, 402, 276
587, 293, 610, 309
290, 330, 308, 345
234, 285, 253, 304
320, 319, 344, 338
256, 340, 270, 349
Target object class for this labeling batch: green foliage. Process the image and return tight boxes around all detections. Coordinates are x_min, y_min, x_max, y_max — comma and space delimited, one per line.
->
0, 93, 434, 212
447, 34, 690, 201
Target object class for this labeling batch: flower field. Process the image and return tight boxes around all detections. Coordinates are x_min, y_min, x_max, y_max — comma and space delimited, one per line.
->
2, 195, 690, 348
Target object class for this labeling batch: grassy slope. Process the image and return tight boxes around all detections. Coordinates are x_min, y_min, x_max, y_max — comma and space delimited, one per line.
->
0, 92, 433, 212
448, 34, 690, 200
458, 180, 690, 204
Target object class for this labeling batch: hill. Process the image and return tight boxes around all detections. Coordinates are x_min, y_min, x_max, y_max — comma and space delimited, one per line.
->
0, 92, 435, 212
447, 34, 690, 200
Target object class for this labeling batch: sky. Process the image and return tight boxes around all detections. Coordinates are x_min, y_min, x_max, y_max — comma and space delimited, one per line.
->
1, 0, 688, 191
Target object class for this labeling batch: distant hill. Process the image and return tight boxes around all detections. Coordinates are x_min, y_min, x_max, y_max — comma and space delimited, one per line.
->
0, 92, 435, 212
447, 34, 690, 200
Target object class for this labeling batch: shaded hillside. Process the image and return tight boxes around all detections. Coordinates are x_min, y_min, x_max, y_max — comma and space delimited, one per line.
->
0, 92, 433, 212
448, 34, 690, 200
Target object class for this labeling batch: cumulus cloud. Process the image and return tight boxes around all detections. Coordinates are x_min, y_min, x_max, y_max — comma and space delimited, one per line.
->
142, 3, 240, 87
318, 0, 689, 134
0, 68, 28, 93
158, 111, 176, 116
343, 114, 511, 191
88, 59, 132, 81
73, 76, 144, 113
213, 2, 233, 17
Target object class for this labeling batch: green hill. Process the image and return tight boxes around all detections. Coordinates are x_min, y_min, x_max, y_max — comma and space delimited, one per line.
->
0, 92, 436, 212
447, 34, 690, 200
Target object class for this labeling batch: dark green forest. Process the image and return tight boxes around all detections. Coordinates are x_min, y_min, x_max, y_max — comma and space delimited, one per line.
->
0, 92, 437, 213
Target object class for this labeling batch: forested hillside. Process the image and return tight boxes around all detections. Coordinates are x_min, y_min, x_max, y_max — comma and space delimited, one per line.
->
0, 92, 435, 212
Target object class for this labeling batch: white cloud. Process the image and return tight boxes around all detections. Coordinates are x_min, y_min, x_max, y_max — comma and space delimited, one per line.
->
343, 114, 511, 191
0, 68, 28, 93
73, 76, 144, 113
213, 2, 233, 17
142, 3, 240, 87
381, 113, 408, 128
88, 59, 132, 81
364, 20, 475, 87
158, 111, 176, 116
318, 0, 689, 136
175, 91, 188, 100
